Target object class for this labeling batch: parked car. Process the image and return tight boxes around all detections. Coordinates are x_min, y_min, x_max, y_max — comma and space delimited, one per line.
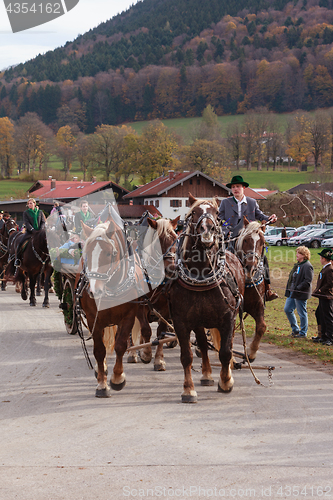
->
293, 228, 333, 248
321, 237, 333, 248
265, 228, 296, 246
288, 229, 318, 246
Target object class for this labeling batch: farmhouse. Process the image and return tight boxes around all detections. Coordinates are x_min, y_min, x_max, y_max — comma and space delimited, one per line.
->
123, 170, 231, 219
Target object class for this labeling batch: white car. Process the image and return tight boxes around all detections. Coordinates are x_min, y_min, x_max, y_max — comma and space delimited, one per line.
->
321, 237, 333, 248
265, 229, 295, 246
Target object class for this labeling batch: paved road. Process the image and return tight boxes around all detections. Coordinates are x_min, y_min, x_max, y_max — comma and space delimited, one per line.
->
1, 285, 333, 500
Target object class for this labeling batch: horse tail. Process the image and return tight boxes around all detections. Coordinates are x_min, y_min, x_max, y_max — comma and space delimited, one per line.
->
131, 317, 141, 346
103, 325, 117, 355
209, 328, 221, 351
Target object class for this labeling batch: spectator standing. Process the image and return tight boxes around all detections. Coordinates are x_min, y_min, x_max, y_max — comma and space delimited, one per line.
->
312, 248, 333, 346
284, 246, 314, 338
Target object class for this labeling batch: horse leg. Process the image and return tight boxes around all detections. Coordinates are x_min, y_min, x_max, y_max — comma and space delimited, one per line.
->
29, 275, 37, 306
217, 312, 235, 393
153, 321, 166, 371
18, 272, 27, 301
195, 328, 214, 386
94, 326, 111, 398
247, 310, 266, 362
36, 272, 42, 296
42, 269, 51, 308
176, 322, 197, 403
110, 315, 136, 391
137, 312, 153, 365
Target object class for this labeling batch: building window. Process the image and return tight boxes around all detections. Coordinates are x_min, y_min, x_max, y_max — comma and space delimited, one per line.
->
144, 201, 148, 205
155, 200, 159, 208
197, 178, 200, 185
170, 200, 182, 207
189, 179, 193, 185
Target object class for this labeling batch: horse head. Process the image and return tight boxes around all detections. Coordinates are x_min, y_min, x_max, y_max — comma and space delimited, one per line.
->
236, 217, 265, 279
186, 193, 219, 247
3, 218, 18, 239
82, 218, 125, 299
146, 216, 180, 277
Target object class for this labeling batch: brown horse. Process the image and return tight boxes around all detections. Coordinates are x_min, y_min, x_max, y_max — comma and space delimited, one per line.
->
168, 194, 245, 403
235, 218, 266, 362
78, 215, 179, 398
0, 217, 18, 290
132, 216, 179, 371
6, 229, 53, 307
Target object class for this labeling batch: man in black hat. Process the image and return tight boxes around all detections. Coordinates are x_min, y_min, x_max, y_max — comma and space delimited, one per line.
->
219, 175, 278, 301
312, 248, 333, 346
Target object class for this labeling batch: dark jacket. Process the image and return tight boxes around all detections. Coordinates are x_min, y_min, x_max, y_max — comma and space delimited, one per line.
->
285, 259, 314, 300
219, 196, 269, 234
23, 209, 46, 233
312, 263, 333, 300
74, 211, 93, 232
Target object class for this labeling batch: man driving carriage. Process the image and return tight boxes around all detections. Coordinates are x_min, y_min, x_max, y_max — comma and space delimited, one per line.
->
218, 175, 278, 301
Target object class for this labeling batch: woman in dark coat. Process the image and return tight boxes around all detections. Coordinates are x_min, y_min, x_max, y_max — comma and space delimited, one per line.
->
284, 245, 314, 338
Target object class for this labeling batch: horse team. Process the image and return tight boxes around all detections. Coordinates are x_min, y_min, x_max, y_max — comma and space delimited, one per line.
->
1, 195, 267, 403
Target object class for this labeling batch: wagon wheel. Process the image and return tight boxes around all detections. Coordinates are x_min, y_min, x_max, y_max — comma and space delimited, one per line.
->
62, 278, 78, 335
311, 240, 319, 248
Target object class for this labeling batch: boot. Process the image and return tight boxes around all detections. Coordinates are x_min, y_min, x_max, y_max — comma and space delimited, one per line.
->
312, 325, 321, 342
265, 282, 278, 301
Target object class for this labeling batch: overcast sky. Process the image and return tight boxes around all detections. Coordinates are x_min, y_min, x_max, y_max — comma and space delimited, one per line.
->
0, 0, 137, 71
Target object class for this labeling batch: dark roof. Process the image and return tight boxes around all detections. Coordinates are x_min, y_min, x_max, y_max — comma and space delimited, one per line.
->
124, 170, 230, 199
287, 182, 333, 194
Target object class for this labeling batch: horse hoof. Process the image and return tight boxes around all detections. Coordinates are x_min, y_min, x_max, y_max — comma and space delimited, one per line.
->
181, 394, 197, 403
127, 354, 138, 364
154, 363, 166, 371
110, 379, 126, 391
30, 301, 36, 307
36, 291, 41, 297
200, 378, 214, 386
21, 292, 27, 301
42, 302, 50, 308
217, 382, 233, 393
248, 357, 255, 363
95, 388, 111, 398
138, 351, 152, 364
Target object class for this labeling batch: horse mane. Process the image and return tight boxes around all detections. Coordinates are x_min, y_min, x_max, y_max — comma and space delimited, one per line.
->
236, 221, 263, 252
181, 198, 219, 260
185, 198, 219, 220
142, 219, 173, 257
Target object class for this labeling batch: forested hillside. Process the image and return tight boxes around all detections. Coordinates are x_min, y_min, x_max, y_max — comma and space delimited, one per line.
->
1, 0, 333, 132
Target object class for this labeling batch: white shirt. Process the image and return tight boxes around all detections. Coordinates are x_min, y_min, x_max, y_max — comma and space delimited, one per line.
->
235, 196, 247, 218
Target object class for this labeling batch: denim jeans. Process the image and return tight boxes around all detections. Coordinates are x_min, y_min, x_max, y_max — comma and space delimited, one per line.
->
284, 296, 308, 336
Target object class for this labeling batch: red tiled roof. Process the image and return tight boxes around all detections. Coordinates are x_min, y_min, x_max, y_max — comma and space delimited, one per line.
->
28, 180, 129, 200
118, 204, 162, 218
124, 171, 229, 199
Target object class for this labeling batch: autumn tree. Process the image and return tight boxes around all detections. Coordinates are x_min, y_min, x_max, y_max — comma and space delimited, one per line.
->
265, 116, 283, 171
226, 120, 242, 170
56, 125, 77, 180
285, 113, 311, 171
76, 132, 94, 181
252, 107, 269, 171
242, 112, 256, 170
136, 121, 180, 183
0, 117, 15, 178
308, 111, 329, 171
91, 124, 136, 182
14, 112, 53, 175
